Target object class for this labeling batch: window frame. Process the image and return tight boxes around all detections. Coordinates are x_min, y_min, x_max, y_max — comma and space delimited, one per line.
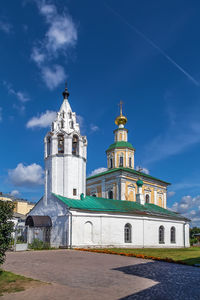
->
124, 223, 132, 243
145, 194, 150, 204
159, 225, 165, 244
108, 190, 113, 199
170, 226, 176, 243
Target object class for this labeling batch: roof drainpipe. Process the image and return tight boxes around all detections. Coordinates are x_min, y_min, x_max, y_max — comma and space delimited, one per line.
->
183, 223, 186, 248
67, 210, 72, 249
80, 193, 84, 200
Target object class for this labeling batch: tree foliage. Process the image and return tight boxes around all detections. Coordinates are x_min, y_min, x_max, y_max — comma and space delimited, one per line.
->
0, 200, 14, 265
190, 227, 200, 238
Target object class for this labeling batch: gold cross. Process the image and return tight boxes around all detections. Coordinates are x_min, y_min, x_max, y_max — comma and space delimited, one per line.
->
118, 100, 123, 116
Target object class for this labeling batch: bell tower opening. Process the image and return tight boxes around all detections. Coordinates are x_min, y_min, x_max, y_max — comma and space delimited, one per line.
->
58, 134, 64, 154
72, 135, 79, 155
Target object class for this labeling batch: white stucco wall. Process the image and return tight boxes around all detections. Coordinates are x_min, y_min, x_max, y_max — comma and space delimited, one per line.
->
70, 210, 190, 248
28, 195, 69, 248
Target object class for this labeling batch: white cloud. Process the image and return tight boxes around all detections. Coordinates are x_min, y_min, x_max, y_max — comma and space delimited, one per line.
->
41, 65, 66, 90
10, 190, 20, 197
76, 115, 85, 133
0, 20, 12, 33
36, 0, 77, 55
27, 110, 56, 129
3, 81, 30, 102
9, 163, 44, 187
171, 195, 200, 226
136, 166, 149, 175
167, 191, 175, 198
89, 167, 107, 177
90, 124, 99, 133
31, 0, 77, 89
31, 47, 45, 65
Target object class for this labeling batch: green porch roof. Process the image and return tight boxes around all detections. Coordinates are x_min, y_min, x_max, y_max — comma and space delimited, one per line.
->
87, 167, 170, 185
53, 194, 188, 221
106, 141, 135, 151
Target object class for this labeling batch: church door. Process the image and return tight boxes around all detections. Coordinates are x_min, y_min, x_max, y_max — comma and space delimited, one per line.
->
84, 221, 93, 244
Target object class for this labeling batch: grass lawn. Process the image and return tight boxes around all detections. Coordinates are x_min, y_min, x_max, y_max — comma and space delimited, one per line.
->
0, 269, 43, 296
82, 247, 200, 266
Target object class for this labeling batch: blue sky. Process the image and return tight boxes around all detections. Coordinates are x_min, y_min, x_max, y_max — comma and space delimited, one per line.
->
1, 0, 200, 225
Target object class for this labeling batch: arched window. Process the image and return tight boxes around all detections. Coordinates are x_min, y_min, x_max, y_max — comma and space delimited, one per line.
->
84, 221, 93, 244
61, 119, 64, 129
159, 226, 165, 244
58, 134, 64, 154
129, 157, 132, 168
124, 223, 132, 243
108, 190, 113, 199
119, 133, 122, 141
145, 194, 150, 204
72, 135, 79, 155
171, 227, 176, 243
119, 155, 123, 167
47, 136, 51, 156
110, 158, 113, 169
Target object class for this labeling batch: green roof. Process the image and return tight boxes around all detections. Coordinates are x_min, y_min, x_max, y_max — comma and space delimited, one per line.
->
53, 194, 188, 221
87, 167, 170, 185
106, 141, 135, 151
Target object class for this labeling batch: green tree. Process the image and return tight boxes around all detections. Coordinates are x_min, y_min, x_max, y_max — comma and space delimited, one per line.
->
0, 200, 14, 265
190, 227, 200, 238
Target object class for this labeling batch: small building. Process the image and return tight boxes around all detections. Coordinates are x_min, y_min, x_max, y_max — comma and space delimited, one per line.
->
0, 192, 34, 215
13, 200, 34, 215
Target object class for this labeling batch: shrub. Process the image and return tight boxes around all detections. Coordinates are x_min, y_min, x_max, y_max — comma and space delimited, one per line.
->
190, 238, 198, 246
0, 201, 14, 265
29, 238, 50, 250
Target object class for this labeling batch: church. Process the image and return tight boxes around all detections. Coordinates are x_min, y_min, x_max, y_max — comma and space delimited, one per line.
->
26, 85, 190, 248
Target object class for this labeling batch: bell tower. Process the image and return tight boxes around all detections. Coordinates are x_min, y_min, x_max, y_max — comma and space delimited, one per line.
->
44, 83, 87, 204
106, 101, 135, 169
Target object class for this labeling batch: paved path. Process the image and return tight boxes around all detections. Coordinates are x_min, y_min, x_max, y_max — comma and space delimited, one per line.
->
2, 250, 200, 300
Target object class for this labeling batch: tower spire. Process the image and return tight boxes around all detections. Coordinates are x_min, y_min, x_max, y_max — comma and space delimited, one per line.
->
115, 100, 127, 128
62, 81, 70, 100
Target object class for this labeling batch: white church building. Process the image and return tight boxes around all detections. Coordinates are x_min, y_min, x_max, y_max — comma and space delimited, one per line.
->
26, 85, 190, 248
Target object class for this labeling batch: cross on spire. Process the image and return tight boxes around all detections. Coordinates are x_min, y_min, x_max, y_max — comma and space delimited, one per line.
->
118, 100, 123, 116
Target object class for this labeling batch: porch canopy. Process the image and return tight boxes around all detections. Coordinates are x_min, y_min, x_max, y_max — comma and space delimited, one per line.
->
25, 215, 52, 227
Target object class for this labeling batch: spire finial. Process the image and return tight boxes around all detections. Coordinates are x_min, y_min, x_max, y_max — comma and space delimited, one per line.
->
115, 100, 127, 128
62, 81, 70, 100
119, 100, 123, 116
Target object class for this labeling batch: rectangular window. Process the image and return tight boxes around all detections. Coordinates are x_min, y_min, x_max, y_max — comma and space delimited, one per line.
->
73, 188, 77, 196
129, 157, 132, 168
110, 158, 113, 168
119, 156, 123, 167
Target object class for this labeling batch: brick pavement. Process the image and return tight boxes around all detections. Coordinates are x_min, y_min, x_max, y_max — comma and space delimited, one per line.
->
2, 250, 200, 299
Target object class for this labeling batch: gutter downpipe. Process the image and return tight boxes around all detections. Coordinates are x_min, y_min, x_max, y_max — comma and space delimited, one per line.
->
143, 219, 144, 248
183, 223, 186, 248
67, 210, 72, 249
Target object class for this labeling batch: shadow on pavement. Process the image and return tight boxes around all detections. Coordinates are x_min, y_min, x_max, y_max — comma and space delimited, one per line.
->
113, 261, 200, 300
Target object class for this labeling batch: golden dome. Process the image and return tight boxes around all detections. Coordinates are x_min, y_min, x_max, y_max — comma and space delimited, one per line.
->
115, 101, 127, 127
